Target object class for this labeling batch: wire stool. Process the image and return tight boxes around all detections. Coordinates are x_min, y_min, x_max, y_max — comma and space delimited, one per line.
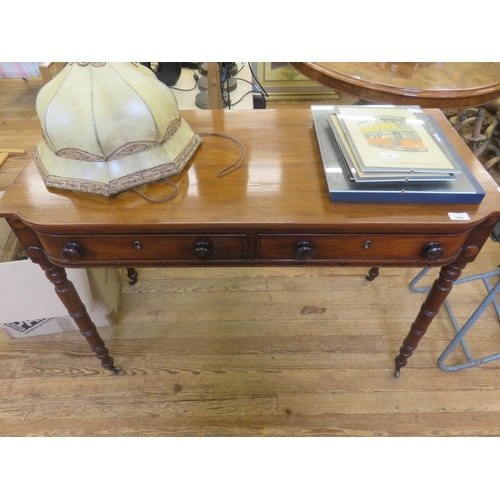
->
409, 265, 500, 371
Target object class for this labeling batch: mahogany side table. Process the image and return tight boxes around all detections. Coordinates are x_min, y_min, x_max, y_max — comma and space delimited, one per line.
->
1, 109, 499, 377
289, 62, 500, 109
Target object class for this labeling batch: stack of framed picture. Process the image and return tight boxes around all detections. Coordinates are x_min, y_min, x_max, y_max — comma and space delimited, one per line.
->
312, 105, 486, 203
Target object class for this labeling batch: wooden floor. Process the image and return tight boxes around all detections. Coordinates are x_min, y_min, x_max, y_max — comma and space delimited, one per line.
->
1, 77, 500, 437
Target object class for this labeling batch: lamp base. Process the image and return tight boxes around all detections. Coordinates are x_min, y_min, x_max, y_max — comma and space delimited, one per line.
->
195, 90, 231, 109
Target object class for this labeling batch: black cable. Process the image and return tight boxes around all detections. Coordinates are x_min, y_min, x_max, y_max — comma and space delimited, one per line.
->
233, 77, 267, 107
169, 70, 199, 91
237, 77, 266, 94
226, 64, 231, 110
236, 77, 255, 86
222, 89, 231, 107
234, 63, 245, 75
248, 64, 269, 97
220, 74, 267, 108
201, 64, 267, 108
224, 90, 259, 107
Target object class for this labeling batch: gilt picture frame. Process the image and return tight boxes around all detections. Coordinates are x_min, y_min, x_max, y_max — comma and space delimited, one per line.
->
251, 62, 340, 101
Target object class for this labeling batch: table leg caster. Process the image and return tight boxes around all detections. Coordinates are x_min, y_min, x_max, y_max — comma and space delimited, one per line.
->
394, 367, 401, 378
366, 267, 379, 281
127, 267, 138, 285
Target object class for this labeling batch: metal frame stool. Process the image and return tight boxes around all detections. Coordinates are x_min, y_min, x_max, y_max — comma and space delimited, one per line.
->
410, 267, 500, 371
409, 222, 500, 371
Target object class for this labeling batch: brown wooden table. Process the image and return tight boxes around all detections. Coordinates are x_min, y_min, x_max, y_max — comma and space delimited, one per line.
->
1, 109, 499, 377
290, 63, 500, 109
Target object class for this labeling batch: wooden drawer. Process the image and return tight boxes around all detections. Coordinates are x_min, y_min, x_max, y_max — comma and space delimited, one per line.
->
36, 233, 247, 264
258, 233, 470, 264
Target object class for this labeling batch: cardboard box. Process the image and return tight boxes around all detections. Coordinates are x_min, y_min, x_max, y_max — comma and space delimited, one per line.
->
0, 263, 122, 338
0, 188, 122, 338
0, 231, 122, 338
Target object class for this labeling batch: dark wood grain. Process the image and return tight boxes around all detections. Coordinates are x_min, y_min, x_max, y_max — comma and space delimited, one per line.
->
1, 109, 499, 230
1, 109, 500, 375
290, 63, 500, 108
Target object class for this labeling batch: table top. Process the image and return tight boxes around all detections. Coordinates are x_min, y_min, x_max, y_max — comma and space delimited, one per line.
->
1, 109, 499, 235
290, 63, 500, 109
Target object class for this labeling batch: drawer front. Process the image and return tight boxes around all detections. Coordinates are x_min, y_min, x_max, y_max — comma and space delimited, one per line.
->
258, 233, 469, 264
37, 233, 247, 264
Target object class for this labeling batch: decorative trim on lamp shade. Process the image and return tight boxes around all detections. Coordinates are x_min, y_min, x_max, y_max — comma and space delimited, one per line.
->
34, 62, 201, 196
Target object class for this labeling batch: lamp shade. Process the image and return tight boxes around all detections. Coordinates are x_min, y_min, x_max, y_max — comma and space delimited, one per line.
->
33, 62, 201, 196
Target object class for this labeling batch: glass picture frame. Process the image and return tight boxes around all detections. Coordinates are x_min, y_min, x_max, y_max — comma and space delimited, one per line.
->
251, 62, 340, 101
333, 105, 463, 174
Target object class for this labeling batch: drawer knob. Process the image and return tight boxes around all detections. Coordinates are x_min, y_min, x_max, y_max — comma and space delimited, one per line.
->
294, 241, 314, 261
193, 241, 213, 261
422, 242, 444, 260
61, 242, 84, 261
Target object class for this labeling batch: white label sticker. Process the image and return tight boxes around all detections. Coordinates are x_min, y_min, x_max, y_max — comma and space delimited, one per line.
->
448, 212, 470, 221
381, 152, 399, 159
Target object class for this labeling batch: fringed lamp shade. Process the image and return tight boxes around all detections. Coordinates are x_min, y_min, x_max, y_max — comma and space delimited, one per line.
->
33, 62, 201, 196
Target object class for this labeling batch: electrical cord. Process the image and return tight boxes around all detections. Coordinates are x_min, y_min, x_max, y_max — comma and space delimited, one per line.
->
234, 63, 246, 75
169, 70, 199, 91
168, 63, 265, 108
223, 77, 266, 108
236, 77, 268, 97
133, 179, 179, 203
199, 132, 246, 177
132, 132, 246, 202
226, 66, 231, 109
248, 63, 269, 97
220, 63, 267, 108
223, 89, 258, 107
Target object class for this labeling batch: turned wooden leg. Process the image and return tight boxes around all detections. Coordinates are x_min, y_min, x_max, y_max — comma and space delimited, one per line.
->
394, 217, 499, 377
39, 254, 118, 371
7, 219, 119, 372
394, 260, 464, 377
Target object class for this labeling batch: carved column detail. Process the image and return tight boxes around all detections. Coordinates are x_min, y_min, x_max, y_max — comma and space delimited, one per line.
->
394, 259, 465, 377
394, 216, 499, 377
6, 220, 117, 371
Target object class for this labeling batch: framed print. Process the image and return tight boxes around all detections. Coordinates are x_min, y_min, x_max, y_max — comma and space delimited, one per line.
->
251, 62, 340, 100
333, 106, 463, 174
327, 113, 454, 183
